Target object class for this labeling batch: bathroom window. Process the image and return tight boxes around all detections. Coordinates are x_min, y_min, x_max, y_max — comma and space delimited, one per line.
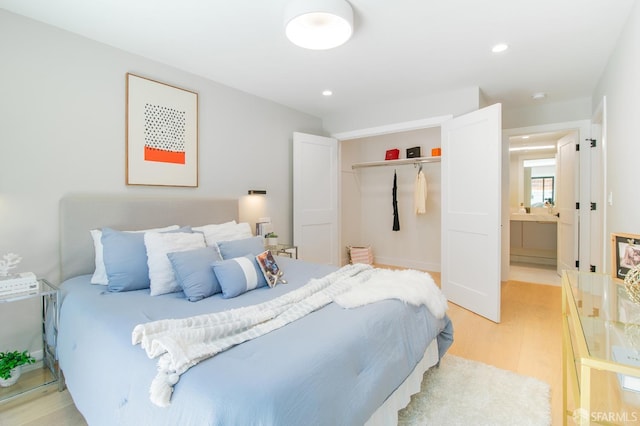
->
530, 176, 554, 207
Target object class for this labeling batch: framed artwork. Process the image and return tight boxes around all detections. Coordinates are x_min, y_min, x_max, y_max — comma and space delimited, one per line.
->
126, 73, 198, 187
611, 233, 640, 281
256, 250, 281, 288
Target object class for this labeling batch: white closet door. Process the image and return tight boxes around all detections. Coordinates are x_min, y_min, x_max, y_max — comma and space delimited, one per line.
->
441, 103, 502, 323
293, 132, 339, 265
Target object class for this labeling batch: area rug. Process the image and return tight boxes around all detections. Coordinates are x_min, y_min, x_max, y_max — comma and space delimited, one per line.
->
397, 355, 551, 426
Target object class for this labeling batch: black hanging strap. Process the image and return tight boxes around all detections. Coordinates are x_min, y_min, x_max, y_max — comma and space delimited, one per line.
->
392, 171, 400, 231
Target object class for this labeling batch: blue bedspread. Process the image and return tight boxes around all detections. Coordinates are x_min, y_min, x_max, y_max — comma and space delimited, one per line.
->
58, 257, 453, 426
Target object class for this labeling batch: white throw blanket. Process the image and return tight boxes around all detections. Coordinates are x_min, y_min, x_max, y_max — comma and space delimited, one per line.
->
132, 264, 447, 407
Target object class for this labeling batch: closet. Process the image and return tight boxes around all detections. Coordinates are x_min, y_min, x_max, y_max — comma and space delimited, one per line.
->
340, 127, 442, 270
335, 103, 503, 323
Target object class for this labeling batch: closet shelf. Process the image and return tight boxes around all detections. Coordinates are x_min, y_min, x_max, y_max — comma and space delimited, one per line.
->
351, 156, 441, 170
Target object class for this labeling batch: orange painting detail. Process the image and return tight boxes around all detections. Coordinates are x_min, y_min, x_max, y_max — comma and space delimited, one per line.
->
144, 147, 185, 164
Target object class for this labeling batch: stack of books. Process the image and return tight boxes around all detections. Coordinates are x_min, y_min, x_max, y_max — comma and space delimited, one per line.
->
0, 272, 38, 297
612, 345, 640, 393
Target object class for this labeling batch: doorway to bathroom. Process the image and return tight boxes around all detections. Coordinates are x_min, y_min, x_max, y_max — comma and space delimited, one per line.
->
508, 130, 568, 285
503, 119, 594, 286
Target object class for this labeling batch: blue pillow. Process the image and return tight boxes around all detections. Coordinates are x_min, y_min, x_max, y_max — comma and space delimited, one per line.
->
211, 254, 268, 299
168, 247, 223, 302
217, 236, 265, 259
103, 226, 191, 292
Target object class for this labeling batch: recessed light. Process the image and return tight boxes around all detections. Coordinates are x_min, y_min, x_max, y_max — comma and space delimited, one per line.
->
491, 43, 509, 53
522, 135, 530, 139
322, 90, 333, 96
531, 92, 547, 100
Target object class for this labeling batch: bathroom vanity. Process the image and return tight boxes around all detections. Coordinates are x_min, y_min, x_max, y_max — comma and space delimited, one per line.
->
510, 212, 558, 265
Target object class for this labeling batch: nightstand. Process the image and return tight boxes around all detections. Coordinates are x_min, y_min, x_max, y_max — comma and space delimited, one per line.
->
266, 244, 298, 259
0, 279, 61, 406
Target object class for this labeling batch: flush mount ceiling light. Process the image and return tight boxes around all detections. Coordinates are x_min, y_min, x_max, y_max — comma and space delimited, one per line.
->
322, 89, 333, 96
531, 92, 547, 101
284, 0, 354, 50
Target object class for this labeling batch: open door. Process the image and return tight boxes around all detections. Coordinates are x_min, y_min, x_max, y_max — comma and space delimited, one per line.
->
293, 132, 339, 265
556, 132, 579, 274
441, 104, 502, 323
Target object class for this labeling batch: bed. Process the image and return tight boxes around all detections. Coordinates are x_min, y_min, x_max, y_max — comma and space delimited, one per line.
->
57, 195, 453, 426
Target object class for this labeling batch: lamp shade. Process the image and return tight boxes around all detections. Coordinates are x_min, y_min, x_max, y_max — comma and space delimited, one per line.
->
284, 0, 353, 50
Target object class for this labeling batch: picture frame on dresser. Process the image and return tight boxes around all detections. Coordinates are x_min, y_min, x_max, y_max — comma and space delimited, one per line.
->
126, 73, 198, 187
611, 232, 640, 281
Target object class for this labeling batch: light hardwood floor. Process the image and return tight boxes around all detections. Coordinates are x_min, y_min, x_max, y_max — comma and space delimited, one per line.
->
0, 271, 562, 426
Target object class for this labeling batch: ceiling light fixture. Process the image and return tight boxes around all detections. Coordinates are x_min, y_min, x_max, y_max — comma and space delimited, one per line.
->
491, 43, 509, 53
322, 90, 333, 96
284, 0, 354, 50
509, 145, 555, 152
531, 92, 547, 100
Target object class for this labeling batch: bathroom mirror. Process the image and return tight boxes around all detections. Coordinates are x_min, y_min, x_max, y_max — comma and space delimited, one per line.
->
523, 158, 556, 207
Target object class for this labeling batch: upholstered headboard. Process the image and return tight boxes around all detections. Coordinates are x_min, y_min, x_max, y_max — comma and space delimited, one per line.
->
59, 194, 238, 281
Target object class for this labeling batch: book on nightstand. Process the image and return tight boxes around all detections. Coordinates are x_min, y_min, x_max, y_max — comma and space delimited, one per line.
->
612, 346, 640, 393
0, 272, 38, 297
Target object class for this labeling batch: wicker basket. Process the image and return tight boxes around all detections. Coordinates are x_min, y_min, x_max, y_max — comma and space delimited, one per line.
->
347, 246, 373, 265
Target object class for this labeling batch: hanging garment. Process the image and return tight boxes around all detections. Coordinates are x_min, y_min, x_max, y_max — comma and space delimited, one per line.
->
392, 171, 400, 231
414, 168, 428, 214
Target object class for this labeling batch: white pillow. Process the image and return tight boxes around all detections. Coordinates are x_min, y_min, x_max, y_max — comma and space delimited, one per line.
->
192, 221, 253, 246
145, 231, 206, 296
90, 225, 179, 285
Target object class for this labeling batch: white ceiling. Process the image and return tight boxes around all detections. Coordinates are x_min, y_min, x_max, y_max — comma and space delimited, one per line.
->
0, 0, 635, 118
509, 131, 570, 154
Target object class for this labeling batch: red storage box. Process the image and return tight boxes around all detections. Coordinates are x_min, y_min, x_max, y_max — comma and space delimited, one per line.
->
385, 149, 400, 160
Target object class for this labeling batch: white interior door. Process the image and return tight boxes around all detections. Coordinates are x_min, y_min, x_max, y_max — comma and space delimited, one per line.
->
556, 132, 579, 274
441, 103, 502, 323
293, 132, 339, 265
590, 99, 606, 273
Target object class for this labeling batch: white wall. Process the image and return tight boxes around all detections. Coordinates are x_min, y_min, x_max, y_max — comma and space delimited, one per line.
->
503, 97, 592, 129
0, 11, 322, 354
592, 0, 640, 272
341, 128, 442, 271
323, 86, 481, 135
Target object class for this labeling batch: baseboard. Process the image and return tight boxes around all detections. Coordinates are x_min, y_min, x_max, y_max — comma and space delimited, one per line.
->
373, 256, 440, 272
510, 254, 557, 266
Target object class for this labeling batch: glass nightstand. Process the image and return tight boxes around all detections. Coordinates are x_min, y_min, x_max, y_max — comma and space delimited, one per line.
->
0, 279, 61, 406
265, 244, 298, 259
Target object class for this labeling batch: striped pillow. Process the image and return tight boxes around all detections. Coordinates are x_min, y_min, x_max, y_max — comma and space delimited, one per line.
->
211, 254, 268, 299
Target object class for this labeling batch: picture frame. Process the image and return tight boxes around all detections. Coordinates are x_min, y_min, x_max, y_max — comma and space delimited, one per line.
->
126, 73, 198, 187
256, 250, 281, 288
611, 233, 640, 282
